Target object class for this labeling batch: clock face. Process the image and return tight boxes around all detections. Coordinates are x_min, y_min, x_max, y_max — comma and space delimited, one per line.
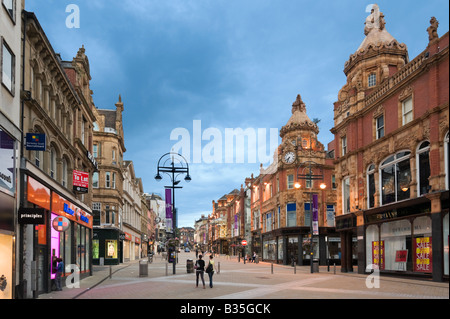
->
284, 151, 295, 164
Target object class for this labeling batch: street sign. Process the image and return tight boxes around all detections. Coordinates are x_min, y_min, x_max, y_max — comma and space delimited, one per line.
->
241, 240, 247, 246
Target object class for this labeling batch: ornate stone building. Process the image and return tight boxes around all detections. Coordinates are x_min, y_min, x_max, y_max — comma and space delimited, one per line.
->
331, 5, 449, 281
1, 0, 24, 300
19, 11, 97, 298
91, 97, 126, 265
249, 94, 336, 266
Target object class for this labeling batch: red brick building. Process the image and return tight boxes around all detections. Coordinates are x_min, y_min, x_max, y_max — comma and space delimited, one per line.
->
331, 5, 449, 281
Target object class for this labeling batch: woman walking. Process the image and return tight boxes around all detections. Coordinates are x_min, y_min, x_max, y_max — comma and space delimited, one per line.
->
206, 255, 216, 288
195, 254, 205, 289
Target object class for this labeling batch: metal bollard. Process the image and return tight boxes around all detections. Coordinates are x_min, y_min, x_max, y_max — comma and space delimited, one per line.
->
271, 263, 273, 274
333, 263, 336, 274
294, 262, 296, 274
218, 262, 220, 274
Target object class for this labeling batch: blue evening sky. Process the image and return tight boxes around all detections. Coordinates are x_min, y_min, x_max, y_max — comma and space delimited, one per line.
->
24, 0, 449, 227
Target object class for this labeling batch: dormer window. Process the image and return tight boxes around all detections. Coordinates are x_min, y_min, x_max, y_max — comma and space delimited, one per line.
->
368, 73, 376, 87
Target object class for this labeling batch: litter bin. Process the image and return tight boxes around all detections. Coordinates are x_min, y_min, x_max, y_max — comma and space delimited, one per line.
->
186, 259, 194, 273
312, 259, 319, 273
139, 259, 148, 277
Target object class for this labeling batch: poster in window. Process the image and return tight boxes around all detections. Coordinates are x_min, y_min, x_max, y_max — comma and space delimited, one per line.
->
372, 241, 385, 270
106, 240, 118, 259
414, 237, 432, 273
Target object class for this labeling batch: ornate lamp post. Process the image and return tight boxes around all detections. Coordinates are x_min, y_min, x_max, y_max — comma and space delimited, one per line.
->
295, 160, 326, 273
155, 152, 191, 274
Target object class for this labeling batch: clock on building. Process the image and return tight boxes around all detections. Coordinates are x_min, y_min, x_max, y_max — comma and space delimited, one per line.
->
283, 151, 296, 164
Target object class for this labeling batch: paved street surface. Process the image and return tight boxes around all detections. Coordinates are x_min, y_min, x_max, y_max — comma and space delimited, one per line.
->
38, 251, 448, 301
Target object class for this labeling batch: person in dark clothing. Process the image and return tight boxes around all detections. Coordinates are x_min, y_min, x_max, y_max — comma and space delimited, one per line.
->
195, 254, 205, 289
55, 258, 64, 291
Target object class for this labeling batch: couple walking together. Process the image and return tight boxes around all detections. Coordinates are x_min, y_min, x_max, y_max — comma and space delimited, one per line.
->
195, 254, 216, 288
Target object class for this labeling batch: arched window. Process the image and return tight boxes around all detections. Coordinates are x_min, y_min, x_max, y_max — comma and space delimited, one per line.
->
50, 146, 57, 180
62, 157, 68, 187
367, 164, 376, 209
416, 141, 430, 196
380, 151, 411, 205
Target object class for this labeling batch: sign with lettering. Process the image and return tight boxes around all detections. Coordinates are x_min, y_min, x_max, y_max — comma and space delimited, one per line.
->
86, 151, 98, 170
395, 250, 408, 263
372, 241, 385, 270
25, 133, 46, 151
18, 207, 45, 225
414, 237, 432, 273
73, 170, 89, 193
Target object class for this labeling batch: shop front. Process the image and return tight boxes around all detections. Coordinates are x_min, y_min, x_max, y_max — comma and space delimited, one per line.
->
21, 174, 93, 297
0, 127, 17, 300
363, 193, 449, 281
92, 228, 121, 265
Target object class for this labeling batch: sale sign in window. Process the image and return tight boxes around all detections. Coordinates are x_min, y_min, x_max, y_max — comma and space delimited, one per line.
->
372, 241, 385, 270
414, 237, 432, 273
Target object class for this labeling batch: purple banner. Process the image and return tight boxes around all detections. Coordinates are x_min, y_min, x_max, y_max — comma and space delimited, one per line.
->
165, 189, 172, 219
235, 214, 238, 229
312, 194, 319, 235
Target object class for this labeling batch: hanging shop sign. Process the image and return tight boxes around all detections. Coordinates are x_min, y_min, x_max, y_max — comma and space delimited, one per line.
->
0, 128, 15, 194
25, 133, 46, 151
86, 150, 98, 170
18, 207, 45, 225
52, 216, 70, 232
73, 170, 89, 193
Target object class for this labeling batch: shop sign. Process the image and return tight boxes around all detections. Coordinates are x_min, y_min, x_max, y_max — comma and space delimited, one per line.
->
86, 150, 98, 170
52, 192, 93, 229
73, 170, 89, 193
18, 207, 45, 225
25, 133, 46, 151
414, 237, 432, 273
0, 128, 15, 194
124, 232, 132, 241
52, 216, 70, 232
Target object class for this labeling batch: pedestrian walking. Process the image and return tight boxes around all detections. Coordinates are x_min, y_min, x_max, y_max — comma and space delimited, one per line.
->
195, 248, 198, 258
195, 254, 205, 289
252, 252, 256, 263
55, 258, 64, 291
206, 255, 216, 288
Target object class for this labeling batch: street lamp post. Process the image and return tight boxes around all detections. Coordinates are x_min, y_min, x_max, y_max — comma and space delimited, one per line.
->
155, 152, 191, 274
295, 161, 326, 273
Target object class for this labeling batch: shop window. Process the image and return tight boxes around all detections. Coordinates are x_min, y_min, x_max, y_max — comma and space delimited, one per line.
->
380, 151, 411, 205
365, 225, 381, 269
367, 164, 376, 209
416, 141, 430, 196
380, 219, 412, 271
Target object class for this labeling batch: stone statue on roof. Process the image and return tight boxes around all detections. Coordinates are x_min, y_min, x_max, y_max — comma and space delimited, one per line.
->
364, 4, 383, 35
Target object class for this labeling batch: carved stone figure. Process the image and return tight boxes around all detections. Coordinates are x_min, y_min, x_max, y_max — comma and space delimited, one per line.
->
427, 17, 439, 41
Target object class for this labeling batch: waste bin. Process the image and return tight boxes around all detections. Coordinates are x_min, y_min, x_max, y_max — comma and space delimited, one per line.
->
139, 259, 148, 277
312, 259, 319, 273
186, 259, 194, 273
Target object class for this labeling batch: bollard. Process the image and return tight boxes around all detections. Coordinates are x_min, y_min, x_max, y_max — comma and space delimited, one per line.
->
334, 263, 336, 274
218, 262, 220, 274
271, 262, 273, 274
294, 262, 296, 274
